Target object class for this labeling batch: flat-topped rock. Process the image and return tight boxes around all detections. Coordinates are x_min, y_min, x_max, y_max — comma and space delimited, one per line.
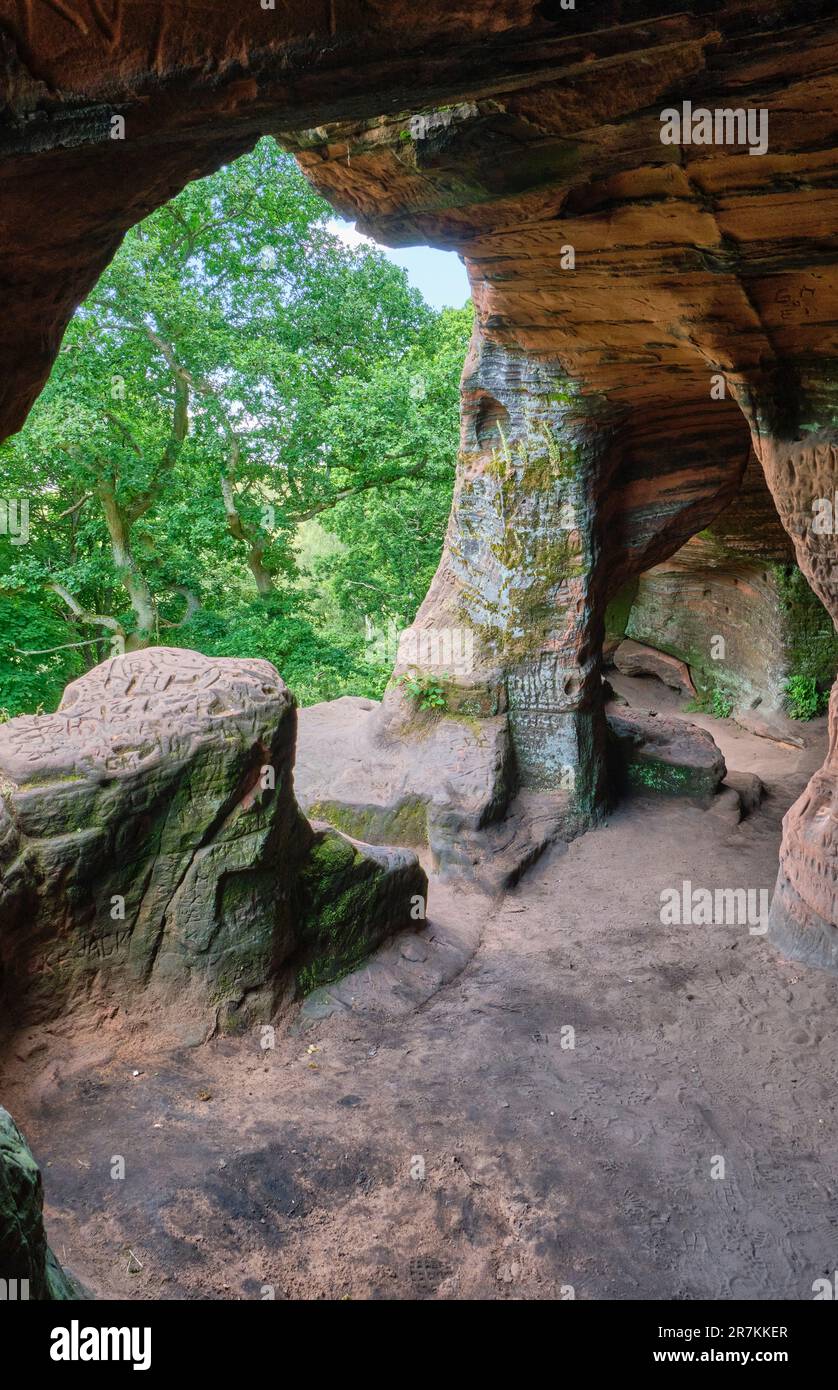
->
0, 650, 426, 1030
607, 706, 726, 804
733, 709, 809, 750
295, 694, 512, 874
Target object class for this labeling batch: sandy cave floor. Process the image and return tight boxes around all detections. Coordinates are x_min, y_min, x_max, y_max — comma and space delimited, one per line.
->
4, 678, 838, 1302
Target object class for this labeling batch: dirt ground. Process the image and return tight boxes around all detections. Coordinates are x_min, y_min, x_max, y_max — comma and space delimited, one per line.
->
4, 678, 838, 1301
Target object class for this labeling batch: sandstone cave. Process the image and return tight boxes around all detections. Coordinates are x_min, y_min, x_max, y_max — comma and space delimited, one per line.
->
2, 0, 838, 1323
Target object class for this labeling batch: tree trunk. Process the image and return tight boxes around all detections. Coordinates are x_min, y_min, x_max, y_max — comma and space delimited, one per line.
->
96, 477, 158, 648
221, 473, 275, 598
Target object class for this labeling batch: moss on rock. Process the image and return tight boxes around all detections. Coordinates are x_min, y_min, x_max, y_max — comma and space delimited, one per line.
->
293, 827, 427, 995
0, 1108, 80, 1300
306, 796, 429, 847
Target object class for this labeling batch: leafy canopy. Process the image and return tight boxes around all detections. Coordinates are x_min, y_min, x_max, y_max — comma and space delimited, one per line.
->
0, 137, 470, 714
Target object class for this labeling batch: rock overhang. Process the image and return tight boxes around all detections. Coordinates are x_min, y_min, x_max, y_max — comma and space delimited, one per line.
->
1, 3, 836, 440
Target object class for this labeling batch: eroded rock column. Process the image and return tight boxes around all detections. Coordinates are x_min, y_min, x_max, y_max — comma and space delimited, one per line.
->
390, 325, 622, 826
742, 420, 838, 966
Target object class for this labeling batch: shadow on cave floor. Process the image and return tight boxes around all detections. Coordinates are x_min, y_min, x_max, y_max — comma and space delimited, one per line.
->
2, 682, 836, 1301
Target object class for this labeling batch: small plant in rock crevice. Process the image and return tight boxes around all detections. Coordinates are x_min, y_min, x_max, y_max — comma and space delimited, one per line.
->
710, 686, 734, 719
685, 681, 735, 719
396, 670, 449, 713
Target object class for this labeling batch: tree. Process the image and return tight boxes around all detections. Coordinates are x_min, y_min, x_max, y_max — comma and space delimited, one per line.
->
306, 305, 471, 632
0, 138, 468, 714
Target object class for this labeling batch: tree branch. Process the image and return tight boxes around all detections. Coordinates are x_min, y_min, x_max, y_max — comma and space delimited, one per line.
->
13, 637, 107, 656
48, 583, 125, 636
293, 463, 426, 521
159, 585, 201, 629
56, 494, 91, 520
122, 326, 191, 523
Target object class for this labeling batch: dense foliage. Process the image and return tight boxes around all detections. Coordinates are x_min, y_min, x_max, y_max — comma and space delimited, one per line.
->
0, 138, 469, 716
774, 563, 838, 716
784, 674, 830, 721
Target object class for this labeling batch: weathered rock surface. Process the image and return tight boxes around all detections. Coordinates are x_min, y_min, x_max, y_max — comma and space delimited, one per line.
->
376, 316, 745, 827
733, 709, 806, 750
299, 874, 485, 1024
607, 708, 726, 805
295, 695, 510, 849
295, 694, 564, 889
703, 768, 764, 827
294, 823, 426, 996
613, 640, 697, 699
1, 0, 820, 472
769, 684, 838, 971
0, 2, 837, 962
298, 693, 728, 888
609, 457, 837, 716
724, 770, 766, 819
0, 650, 426, 1028
0, 1107, 78, 1300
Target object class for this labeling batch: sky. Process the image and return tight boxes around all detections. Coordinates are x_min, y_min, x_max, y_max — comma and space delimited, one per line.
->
328, 219, 471, 311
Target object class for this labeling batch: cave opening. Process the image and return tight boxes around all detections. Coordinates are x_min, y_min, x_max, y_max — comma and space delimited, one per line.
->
2, 1, 838, 1314
0, 137, 470, 717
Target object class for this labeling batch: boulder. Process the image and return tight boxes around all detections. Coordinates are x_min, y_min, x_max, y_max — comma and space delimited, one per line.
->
733, 709, 807, 750
294, 824, 426, 995
0, 649, 426, 1029
724, 770, 766, 818
295, 694, 512, 877
613, 640, 697, 698
706, 784, 743, 827
0, 1108, 79, 1300
607, 708, 726, 805
295, 695, 575, 891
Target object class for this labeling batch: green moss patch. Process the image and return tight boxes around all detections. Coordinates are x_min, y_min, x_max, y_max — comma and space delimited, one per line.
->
306, 796, 429, 848
293, 830, 411, 995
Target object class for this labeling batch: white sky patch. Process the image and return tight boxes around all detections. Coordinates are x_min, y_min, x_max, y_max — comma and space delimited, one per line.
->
327, 219, 378, 252
327, 218, 471, 311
